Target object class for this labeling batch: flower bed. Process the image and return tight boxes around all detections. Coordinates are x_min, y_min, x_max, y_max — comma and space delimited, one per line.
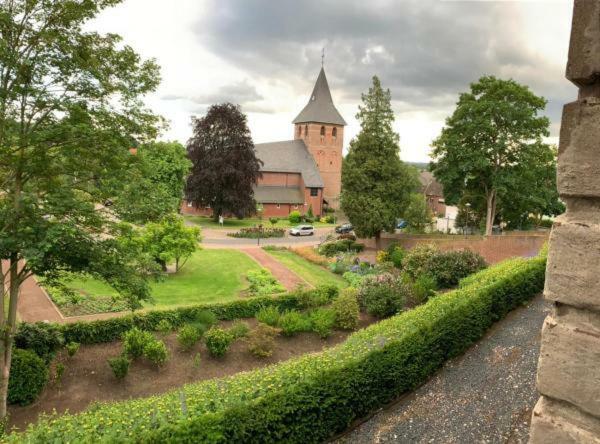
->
9, 254, 545, 443
227, 227, 285, 239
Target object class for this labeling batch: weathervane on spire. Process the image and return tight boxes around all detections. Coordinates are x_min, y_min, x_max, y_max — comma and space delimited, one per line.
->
321, 47, 325, 67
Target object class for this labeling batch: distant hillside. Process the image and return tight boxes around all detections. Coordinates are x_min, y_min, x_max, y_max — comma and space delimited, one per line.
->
406, 161, 430, 171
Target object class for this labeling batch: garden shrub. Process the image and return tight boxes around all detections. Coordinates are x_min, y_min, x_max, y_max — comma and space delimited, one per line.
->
256, 306, 281, 327
228, 227, 285, 239
342, 271, 366, 288
56, 287, 332, 345
65, 342, 80, 357
269, 217, 279, 226
107, 356, 130, 380
309, 308, 336, 339
143, 340, 169, 367
409, 274, 437, 306
278, 310, 311, 336
376, 250, 390, 264
423, 249, 486, 288
293, 284, 338, 309
331, 288, 360, 330
358, 274, 412, 318
329, 253, 356, 275
14, 322, 64, 363
246, 323, 280, 358
204, 327, 234, 357
122, 327, 154, 359
8, 255, 546, 443
319, 239, 365, 257
8, 349, 48, 406
288, 210, 301, 224
229, 321, 250, 339
388, 245, 406, 269
156, 319, 173, 334
246, 269, 286, 296
177, 325, 202, 351
401, 243, 439, 279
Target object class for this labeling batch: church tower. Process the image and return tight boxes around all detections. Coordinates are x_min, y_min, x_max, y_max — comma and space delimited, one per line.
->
293, 68, 346, 209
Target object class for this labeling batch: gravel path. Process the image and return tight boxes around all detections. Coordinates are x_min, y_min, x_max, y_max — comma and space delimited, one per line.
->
336, 294, 550, 444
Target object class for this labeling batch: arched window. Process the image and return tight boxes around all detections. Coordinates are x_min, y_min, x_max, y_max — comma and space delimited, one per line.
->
332, 127, 337, 140
297, 126, 302, 137
320, 126, 325, 142
304, 124, 308, 136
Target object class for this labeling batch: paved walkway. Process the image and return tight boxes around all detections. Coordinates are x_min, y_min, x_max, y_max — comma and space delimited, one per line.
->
16, 274, 63, 323
337, 294, 550, 444
240, 247, 309, 291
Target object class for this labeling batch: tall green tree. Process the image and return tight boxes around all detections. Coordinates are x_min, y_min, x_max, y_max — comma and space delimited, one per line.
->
431, 76, 551, 235
341, 76, 419, 248
0, 0, 160, 420
186, 103, 262, 220
404, 193, 432, 233
112, 141, 191, 223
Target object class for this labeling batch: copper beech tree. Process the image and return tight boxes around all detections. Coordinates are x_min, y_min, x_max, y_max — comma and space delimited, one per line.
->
0, 0, 161, 422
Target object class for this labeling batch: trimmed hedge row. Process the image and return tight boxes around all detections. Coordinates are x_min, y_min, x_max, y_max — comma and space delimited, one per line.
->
53, 285, 338, 345
10, 256, 545, 443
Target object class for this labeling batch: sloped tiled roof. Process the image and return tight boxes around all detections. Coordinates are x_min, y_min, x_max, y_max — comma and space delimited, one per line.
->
254, 139, 324, 188
292, 68, 346, 126
419, 171, 444, 196
254, 186, 304, 204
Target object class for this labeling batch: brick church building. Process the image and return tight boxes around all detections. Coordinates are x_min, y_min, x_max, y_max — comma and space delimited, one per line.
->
183, 67, 346, 219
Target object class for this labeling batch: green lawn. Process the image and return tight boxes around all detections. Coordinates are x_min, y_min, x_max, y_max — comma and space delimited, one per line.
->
184, 215, 333, 229
54, 249, 264, 314
264, 249, 347, 289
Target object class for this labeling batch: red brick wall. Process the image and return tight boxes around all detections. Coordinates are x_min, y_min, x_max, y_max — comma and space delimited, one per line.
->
295, 123, 343, 208
360, 233, 549, 264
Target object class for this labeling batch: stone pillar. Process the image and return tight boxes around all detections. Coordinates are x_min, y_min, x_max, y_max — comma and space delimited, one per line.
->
529, 1, 600, 442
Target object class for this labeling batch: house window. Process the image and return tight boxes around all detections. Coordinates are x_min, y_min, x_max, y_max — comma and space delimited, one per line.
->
187, 201, 193, 207
294, 204, 299, 209
297, 126, 301, 137
304, 124, 308, 136
310, 188, 318, 197
332, 127, 337, 140
276, 203, 281, 209
320, 125, 325, 142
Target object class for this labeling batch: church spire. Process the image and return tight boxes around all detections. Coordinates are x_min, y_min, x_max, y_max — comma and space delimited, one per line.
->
292, 67, 346, 126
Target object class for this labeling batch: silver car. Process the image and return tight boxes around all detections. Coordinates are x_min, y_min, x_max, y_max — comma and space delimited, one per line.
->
289, 225, 315, 236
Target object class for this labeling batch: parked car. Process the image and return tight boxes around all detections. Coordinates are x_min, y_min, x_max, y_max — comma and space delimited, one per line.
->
335, 223, 353, 234
290, 225, 315, 236
396, 219, 408, 229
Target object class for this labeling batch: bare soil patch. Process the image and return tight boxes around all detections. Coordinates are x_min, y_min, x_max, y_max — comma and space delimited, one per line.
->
9, 315, 376, 431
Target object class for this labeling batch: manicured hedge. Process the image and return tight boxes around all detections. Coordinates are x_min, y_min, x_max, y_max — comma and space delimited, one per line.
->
10, 256, 545, 443
55, 285, 338, 345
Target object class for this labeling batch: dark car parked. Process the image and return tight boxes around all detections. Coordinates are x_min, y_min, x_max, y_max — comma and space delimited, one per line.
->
335, 223, 353, 234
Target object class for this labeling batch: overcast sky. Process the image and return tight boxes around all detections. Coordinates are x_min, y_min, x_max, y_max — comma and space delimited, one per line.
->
91, 0, 576, 162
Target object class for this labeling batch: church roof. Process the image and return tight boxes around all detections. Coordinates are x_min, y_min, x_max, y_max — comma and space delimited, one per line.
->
253, 186, 305, 204
292, 68, 347, 126
254, 139, 324, 188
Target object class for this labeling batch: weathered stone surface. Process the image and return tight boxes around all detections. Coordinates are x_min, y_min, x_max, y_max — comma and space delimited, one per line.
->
566, 0, 600, 86
530, 396, 600, 444
544, 218, 600, 310
537, 306, 600, 417
557, 99, 600, 197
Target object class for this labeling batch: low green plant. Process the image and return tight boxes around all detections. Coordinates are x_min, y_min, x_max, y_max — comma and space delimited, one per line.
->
204, 327, 235, 357
256, 306, 281, 327
122, 327, 154, 359
331, 288, 360, 330
246, 323, 280, 358
246, 269, 286, 296
358, 274, 411, 318
143, 340, 169, 367
309, 308, 336, 339
294, 284, 338, 309
193, 353, 202, 369
8, 349, 49, 406
388, 244, 406, 269
107, 355, 130, 380
278, 310, 311, 336
66, 342, 80, 357
156, 319, 173, 334
177, 325, 202, 351
55, 362, 65, 384
410, 274, 437, 305
14, 322, 64, 363
288, 210, 301, 224
319, 239, 365, 257
229, 321, 250, 339
269, 217, 279, 226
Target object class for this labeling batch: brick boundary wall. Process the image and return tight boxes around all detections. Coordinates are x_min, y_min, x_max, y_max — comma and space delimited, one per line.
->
359, 233, 548, 264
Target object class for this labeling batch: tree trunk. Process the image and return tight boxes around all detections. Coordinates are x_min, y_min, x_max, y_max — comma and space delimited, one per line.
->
0, 256, 20, 424
157, 259, 167, 272
175, 257, 179, 273
375, 231, 382, 251
485, 190, 497, 236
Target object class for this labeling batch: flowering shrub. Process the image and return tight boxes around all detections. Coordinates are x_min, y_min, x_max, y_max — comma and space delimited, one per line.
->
358, 274, 412, 318
8, 255, 545, 443
177, 325, 202, 351
204, 327, 235, 357
227, 227, 285, 239
401, 244, 439, 278
143, 340, 169, 367
331, 288, 360, 330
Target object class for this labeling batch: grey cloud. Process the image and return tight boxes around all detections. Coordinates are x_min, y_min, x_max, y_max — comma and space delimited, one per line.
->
195, 0, 576, 136
162, 79, 264, 107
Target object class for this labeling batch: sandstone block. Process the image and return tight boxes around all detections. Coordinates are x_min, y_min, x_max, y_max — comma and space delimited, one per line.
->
530, 396, 600, 444
557, 99, 600, 197
545, 219, 600, 310
536, 307, 600, 417
566, 0, 600, 86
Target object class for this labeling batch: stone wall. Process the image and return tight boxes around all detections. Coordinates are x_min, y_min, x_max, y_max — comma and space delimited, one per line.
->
359, 233, 548, 264
529, 1, 600, 442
